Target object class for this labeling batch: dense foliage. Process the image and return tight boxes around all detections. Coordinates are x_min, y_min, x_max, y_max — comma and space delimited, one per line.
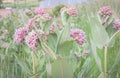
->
0, 0, 120, 78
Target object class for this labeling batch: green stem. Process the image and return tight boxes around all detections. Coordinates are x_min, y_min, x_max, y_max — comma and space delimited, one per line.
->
31, 51, 36, 78
108, 30, 120, 44
104, 46, 108, 77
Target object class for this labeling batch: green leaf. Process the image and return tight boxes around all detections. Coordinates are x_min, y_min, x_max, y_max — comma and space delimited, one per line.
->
58, 40, 74, 56
90, 15, 109, 49
51, 59, 73, 78
90, 39, 102, 72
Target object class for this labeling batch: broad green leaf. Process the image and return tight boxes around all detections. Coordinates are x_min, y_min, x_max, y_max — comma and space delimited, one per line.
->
51, 59, 73, 78
58, 40, 74, 56
91, 39, 102, 72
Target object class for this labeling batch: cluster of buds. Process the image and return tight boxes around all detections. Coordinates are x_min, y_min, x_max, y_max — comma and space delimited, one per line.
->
14, 27, 28, 44
35, 8, 52, 21
66, 7, 78, 17
25, 30, 39, 51
99, 6, 112, 17
113, 19, 120, 30
25, 9, 32, 16
70, 28, 86, 45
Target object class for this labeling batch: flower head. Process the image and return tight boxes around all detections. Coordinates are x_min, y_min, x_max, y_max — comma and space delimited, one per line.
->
25, 18, 35, 31
113, 19, 120, 30
35, 8, 46, 15
14, 27, 27, 44
83, 50, 89, 56
66, 7, 78, 17
25, 30, 38, 50
70, 28, 86, 45
99, 6, 112, 16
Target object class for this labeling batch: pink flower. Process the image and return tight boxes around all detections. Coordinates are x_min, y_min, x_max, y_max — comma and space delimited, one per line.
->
66, 7, 78, 17
25, 30, 38, 50
42, 13, 52, 20
35, 8, 46, 15
14, 27, 28, 44
49, 23, 55, 33
99, 6, 112, 16
25, 18, 35, 31
113, 19, 120, 30
37, 30, 44, 37
70, 28, 86, 45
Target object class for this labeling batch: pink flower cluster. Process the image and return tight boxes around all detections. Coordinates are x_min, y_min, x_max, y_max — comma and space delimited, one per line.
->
25, 30, 39, 50
99, 6, 112, 16
35, 8, 51, 20
70, 28, 86, 45
35, 8, 46, 15
66, 7, 78, 17
1, 42, 9, 48
113, 19, 120, 30
25, 18, 35, 31
14, 27, 28, 43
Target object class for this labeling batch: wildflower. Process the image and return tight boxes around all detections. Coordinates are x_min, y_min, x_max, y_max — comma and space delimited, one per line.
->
25, 9, 32, 16
66, 7, 78, 17
36, 30, 44, 37
25, 18, 35, 31
35, 8, 46, 15
14, 27, 27, 43
70, 28, 86, 45
42, 13, 52, 21
49, 23, 55, 33
25, 30, 38, 50
113, 19, 120, 30
99, 6, 112, 17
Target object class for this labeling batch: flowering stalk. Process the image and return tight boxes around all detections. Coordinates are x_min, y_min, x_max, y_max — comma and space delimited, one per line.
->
104, 30, 120, 77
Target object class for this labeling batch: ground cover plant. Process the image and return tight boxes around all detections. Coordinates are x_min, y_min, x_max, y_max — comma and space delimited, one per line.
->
0, 0, 120, 78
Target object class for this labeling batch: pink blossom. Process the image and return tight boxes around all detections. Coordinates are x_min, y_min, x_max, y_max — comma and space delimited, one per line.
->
49, 23, 55, 33
99, 6, 112, 16
70, 28, 86, 45
66, 7, 78, 17
25, 18, 35, 31
37, 30, 44, 37
14, 27, 28, 44
44, 31, 49, 41
25, 30, 38, 50
42, 13, 52, 20
35, 8, 46, 15
113, 19, 120, 30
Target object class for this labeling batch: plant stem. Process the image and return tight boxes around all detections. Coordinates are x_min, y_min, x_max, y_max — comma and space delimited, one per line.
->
31, 51, 36, 78
104, 46, 108, 77
108, 30, 120, 44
